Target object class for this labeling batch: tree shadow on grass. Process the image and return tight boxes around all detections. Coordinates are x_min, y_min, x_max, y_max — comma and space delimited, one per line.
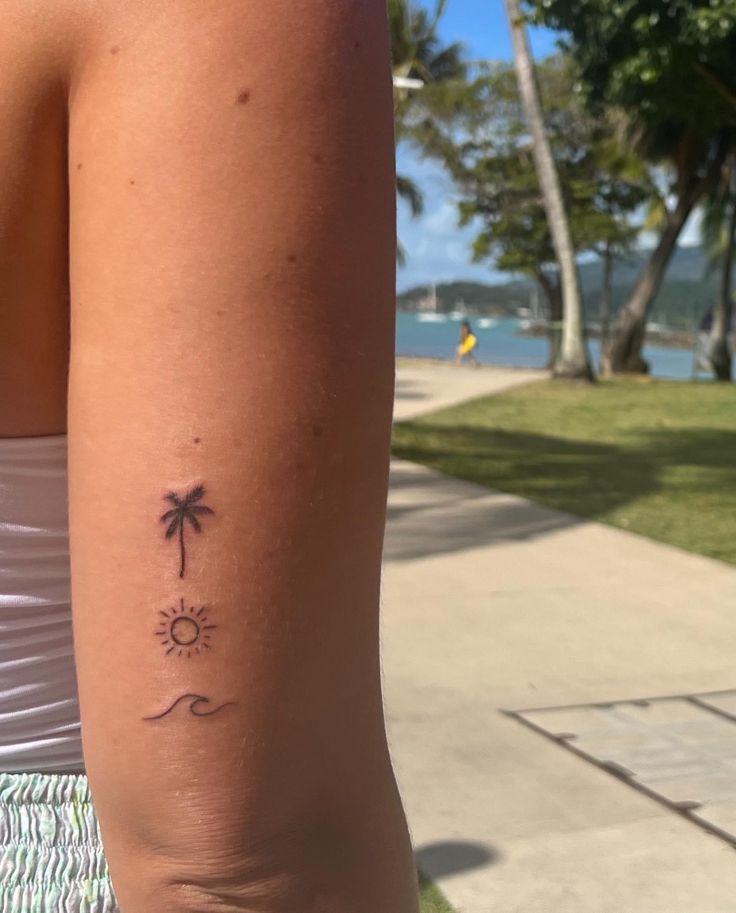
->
632, 426, 736, 477
386, 427, 642, 562
388, 423, 736, 563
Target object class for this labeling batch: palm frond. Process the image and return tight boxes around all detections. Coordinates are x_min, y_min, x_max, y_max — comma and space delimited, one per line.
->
189, 505, 214, 516
160, 508, 180, 523
182, 485, 206, 506
164, 516, 181, 539
164, 493, 182, 506
184, 511, 202, 533
397, 239, 407, 266
429, 0, 449, 32
397, 174, 424, 217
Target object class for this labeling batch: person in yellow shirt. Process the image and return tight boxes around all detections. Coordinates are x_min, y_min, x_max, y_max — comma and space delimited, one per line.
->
454, 320, 480, 366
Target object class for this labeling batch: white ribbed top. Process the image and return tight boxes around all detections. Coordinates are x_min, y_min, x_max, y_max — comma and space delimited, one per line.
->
0, 435, 83, 772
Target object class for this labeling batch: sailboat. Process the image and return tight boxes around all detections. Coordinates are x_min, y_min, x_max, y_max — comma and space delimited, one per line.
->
518, 287, 543, 330
416, 282, 448, 323
448, 296, 468, 321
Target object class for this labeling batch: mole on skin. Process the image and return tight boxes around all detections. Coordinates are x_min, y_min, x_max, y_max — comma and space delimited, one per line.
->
312, 424, 324, 438
193, 437, 201, 444
110, 45, 120, 55
236, 90, 251, 104
287, 254, 297, 263
76, 163, 83, 171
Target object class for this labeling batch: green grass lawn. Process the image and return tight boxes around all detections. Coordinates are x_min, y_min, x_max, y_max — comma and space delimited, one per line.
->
393, 377, 736, 564
419, 872, 454, 912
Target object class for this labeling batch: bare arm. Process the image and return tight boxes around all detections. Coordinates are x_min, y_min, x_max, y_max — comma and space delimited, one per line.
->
68, 2, 416, 910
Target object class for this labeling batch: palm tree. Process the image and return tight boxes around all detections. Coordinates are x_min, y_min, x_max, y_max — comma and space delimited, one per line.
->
602, 130, 729, 375
389, 0, 463, 90
504, 0, 592, 379
702, 155, 736, 380
160, 485, 214, 578
390, 0, 464, 260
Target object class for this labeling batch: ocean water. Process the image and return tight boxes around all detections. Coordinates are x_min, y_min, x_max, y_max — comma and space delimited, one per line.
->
396, 312, 696, 381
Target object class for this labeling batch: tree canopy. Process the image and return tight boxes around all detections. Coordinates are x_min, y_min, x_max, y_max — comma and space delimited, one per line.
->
409, 56, 650, 305
527, 0, 736, 161
524, 0, 736, 372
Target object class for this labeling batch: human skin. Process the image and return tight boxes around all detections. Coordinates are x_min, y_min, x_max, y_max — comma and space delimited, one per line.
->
0, 1, 418, 910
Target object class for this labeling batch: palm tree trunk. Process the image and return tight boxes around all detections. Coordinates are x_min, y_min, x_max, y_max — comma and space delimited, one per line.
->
534, 270, 562, 368
602, 187, 699, 375
504, 0, 592, 380
603, 137, 729, 375
179, 524, 186, 578
710, 193, 736, 381
599, 242, 613, 357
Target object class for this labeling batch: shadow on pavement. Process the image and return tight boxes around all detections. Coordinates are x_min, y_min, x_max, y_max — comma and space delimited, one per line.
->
385, 460, 582, 562
415, 839, 500, 878
395, 377, 431, 403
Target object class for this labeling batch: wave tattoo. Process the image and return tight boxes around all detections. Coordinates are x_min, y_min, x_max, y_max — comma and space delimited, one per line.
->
143, 693, 236, 722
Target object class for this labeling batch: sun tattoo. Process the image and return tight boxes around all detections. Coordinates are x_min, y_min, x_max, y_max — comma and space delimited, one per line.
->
160, 484, 214, 578
156, 599, 216, 657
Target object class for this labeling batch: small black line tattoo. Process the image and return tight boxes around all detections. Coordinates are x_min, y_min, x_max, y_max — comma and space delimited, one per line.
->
159, 485, 214, 578
143, 694, 236, 721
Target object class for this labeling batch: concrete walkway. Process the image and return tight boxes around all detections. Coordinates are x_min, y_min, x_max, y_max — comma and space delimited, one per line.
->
384, 362, 736, 912
394, 359, 540, 423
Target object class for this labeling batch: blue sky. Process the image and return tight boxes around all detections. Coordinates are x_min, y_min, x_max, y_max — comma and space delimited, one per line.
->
436, 0, 558, 62
397, 1, 560, 291
396, 1, 703, 292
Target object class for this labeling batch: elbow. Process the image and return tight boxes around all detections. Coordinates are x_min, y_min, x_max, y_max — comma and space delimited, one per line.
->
114, 850, 314, 913
149, 874, 309, 913
111, 806, 419, 913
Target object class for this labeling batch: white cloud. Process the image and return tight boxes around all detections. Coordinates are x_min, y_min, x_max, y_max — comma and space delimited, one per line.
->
424, 200, 458, 233
397, 150, 506, 291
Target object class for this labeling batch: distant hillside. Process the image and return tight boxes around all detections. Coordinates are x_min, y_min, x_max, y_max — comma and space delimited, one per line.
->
398, 246, 718, 330
398, 279, 527, 316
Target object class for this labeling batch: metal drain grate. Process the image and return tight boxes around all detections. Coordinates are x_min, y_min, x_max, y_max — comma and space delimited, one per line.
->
505, 690, 736, 848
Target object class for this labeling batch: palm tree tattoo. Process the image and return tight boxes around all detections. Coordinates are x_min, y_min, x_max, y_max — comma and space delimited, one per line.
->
160, 485, 214, 578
